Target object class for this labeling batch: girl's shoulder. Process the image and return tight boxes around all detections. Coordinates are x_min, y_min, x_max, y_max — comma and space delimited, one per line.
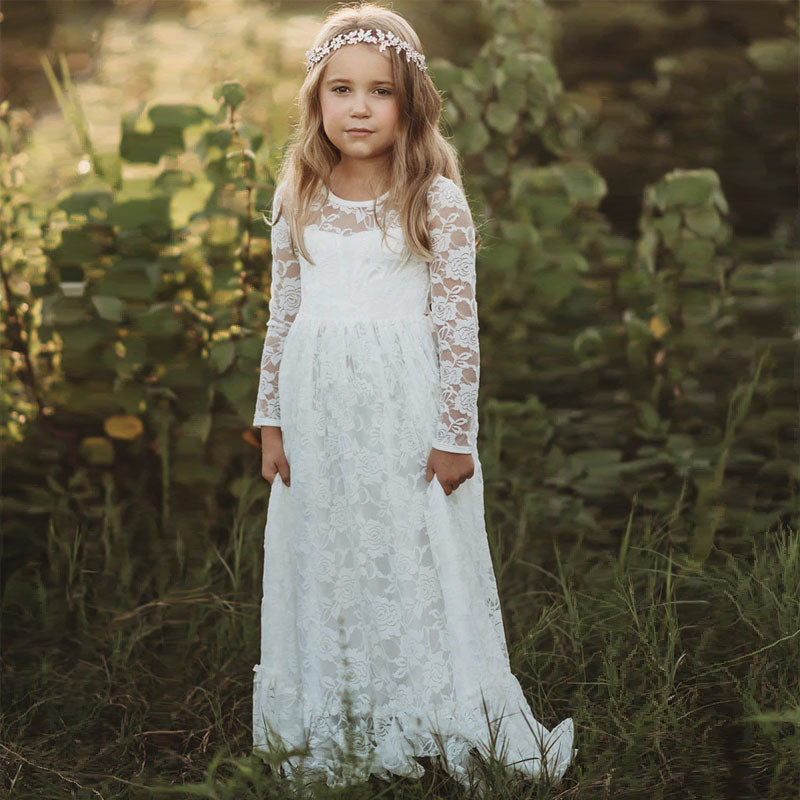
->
270, 179, 287, 218
427, 173, 458, 198
274, 178, 291, 207
426, 174, 473, 221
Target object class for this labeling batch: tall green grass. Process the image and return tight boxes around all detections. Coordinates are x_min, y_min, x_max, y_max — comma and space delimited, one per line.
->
2, 469, 797, 798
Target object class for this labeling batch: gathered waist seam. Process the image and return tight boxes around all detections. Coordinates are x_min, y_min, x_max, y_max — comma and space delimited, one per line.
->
294, 311, 433, 323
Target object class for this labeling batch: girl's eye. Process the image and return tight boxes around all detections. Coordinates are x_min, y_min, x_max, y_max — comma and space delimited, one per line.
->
332, 87, 392, 96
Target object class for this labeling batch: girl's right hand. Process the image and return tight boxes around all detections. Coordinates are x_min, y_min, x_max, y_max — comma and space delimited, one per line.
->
260, 427, 291, 487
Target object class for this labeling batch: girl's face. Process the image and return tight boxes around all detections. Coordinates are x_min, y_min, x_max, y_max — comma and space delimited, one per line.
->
318, 43, 400, 173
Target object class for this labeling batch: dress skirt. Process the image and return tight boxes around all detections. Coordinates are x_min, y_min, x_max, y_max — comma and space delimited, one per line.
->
252, 310, 574, 789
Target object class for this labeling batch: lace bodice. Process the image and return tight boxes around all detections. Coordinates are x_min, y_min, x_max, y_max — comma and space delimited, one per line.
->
253, 174, 480, 454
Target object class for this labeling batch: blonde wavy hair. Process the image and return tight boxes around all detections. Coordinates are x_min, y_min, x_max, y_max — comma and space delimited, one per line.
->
271, 1, 467, 265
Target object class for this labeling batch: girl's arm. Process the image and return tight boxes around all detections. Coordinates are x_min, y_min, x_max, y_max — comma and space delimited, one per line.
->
253, 184, 302, 428
427, 176, 480, 454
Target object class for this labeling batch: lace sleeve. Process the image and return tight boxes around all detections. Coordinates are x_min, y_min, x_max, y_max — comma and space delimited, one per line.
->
427, 177, 480, 454
253, 184, 302, 427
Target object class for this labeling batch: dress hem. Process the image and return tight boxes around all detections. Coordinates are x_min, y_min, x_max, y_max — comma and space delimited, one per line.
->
252, 664, 575, 790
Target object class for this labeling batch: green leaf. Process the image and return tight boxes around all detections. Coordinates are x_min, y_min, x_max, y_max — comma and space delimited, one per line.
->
532, 266, 578, 307
455, 120, 490, 155
94, 271, 155, 302
57, 190, 113, 216
503, 52, 534, 81
486, 102, 519, 134
214, 81, 246, 111
94, 257, 161, 302
120, 125, 185, 164
134, 306, 183, 337
556, 251, 590, 273
60, 325, 108, 354
209, 340, 236, 373
663, 172, 717, 208
217, 370, 256, 407
636, 228, 658, 274
148, 104, 208, 129
651, 210, 681, 240
48, 228, 105, 265
237, 335, 264, 363
195, 127, 234, 160
573, 327, 604, 360
450, 84, 480, 120
674, 237, 715, 269
92, 295, 125, 322
636, 402, 670, 436
558, 163, 607, 205
161, 358, 210, 389
683, 206, 720, 238
108, 196, 171, 229
498, 79, 527, 111
528, 54, 561, 95
463, 57, 496, 92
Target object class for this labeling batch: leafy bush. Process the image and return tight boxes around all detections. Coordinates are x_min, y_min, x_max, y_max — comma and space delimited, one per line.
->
1, 0, 796, 576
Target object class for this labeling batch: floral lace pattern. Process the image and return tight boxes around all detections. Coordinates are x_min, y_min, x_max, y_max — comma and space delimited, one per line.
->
252, 175, 479, 454
426, 178, 479, 453
254, 468, 575, 790
252, 183, 302, 427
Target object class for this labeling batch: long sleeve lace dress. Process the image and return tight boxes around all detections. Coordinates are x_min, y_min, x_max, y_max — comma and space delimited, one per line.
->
251, 174, 575, 790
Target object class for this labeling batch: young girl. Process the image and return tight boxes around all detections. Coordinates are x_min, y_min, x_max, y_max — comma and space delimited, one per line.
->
252, 2, 575, 791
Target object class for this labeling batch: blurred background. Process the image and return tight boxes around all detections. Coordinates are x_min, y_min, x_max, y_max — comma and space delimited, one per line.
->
1, 1, 798, 798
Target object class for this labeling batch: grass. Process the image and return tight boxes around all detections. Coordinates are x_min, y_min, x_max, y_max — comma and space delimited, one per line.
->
2, 459, 798, 800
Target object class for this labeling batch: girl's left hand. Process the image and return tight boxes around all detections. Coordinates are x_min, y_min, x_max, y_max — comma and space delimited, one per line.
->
426, 448, 475, 496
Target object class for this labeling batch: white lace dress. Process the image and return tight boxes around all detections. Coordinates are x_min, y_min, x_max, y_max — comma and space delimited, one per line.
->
251, 174, 574, 790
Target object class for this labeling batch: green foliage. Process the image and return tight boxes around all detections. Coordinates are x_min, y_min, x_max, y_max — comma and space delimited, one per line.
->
435, 0, 797, 558
1, 66, 280, 548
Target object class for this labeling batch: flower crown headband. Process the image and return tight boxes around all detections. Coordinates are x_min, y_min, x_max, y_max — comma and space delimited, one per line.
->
305, 27, 428, 74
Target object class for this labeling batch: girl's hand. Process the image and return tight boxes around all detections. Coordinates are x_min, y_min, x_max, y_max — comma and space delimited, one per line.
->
426, 448, 474, 496
260, 427, 291, 486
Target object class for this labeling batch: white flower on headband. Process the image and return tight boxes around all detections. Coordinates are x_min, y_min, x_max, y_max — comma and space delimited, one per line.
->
305, 27, 428, 73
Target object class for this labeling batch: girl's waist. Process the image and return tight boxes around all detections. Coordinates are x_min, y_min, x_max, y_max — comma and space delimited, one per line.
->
293, 307, 434, 325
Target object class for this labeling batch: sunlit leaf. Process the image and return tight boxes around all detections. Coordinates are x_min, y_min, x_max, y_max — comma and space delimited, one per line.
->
104, 415, 144, 440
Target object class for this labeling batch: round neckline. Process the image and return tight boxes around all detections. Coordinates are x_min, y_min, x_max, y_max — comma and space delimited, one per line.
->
326, 187, 390, 207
